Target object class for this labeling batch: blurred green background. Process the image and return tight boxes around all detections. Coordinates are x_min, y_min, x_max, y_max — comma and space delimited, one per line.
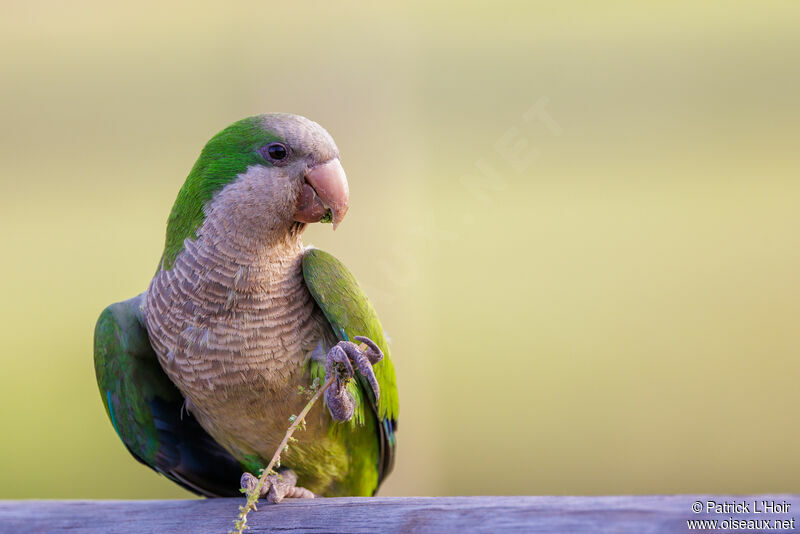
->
1, 1, 799, 499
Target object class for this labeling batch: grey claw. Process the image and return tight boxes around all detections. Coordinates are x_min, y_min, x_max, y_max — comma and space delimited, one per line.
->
325, 385, 355, 421
240, 472, 258, 494
354, 336, 384, 364
324, 337, 383, 420
345, 338, 381, 400
241, 472, 271, 499
356, 353, 380, 400
265, 470, 314, 504
325, 345, 354, 392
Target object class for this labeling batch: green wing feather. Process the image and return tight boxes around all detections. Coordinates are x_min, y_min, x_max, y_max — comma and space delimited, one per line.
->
302, 248, 398, 491
93, 294, 243, 497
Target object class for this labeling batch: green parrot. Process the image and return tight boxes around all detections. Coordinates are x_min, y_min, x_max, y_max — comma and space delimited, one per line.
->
93, 114, 398, 501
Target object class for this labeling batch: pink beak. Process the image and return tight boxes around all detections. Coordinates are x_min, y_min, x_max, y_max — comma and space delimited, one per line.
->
293, 159, 350, 229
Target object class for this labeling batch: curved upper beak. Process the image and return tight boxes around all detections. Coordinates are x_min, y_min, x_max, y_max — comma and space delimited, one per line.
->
293, 158, 350, 229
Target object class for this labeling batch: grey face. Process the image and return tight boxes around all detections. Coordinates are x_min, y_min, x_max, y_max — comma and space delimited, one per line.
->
206, 114, 349, 241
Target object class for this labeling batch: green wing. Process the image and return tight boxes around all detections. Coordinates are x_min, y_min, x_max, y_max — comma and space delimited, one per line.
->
302, 248, 398, 491
93, 294, 243, 497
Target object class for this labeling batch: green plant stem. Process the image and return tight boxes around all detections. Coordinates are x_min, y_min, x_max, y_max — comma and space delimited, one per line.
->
232, 375, 336, 533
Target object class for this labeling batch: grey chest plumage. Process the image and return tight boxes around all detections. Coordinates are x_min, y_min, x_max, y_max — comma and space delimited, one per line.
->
142, 217, 334, 458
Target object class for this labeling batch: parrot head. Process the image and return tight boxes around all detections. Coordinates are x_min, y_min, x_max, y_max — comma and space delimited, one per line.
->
161, 113, 348, 268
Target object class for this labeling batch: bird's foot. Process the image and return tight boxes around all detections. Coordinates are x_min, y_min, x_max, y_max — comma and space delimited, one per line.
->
324, 336, 384, 422
240, 469, 315, 505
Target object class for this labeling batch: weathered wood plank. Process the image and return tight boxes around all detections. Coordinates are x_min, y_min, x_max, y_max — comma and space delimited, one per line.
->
0, 496, 797, 534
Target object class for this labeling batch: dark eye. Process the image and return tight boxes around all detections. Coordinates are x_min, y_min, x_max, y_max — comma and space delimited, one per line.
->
264, 142, 288, 162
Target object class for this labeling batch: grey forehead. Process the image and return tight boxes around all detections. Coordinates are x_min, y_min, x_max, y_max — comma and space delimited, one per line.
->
258, 113, 339, 162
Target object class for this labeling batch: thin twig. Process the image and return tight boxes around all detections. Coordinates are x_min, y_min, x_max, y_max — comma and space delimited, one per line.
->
231, 375, 336, 534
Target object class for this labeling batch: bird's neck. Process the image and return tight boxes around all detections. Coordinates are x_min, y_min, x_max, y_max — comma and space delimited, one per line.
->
190, 211, 308, 293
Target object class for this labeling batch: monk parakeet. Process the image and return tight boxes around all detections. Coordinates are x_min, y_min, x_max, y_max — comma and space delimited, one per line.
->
93, 114, 398, 501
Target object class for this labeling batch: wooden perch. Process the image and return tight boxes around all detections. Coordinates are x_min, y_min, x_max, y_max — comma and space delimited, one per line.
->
1, 495, 798, 533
